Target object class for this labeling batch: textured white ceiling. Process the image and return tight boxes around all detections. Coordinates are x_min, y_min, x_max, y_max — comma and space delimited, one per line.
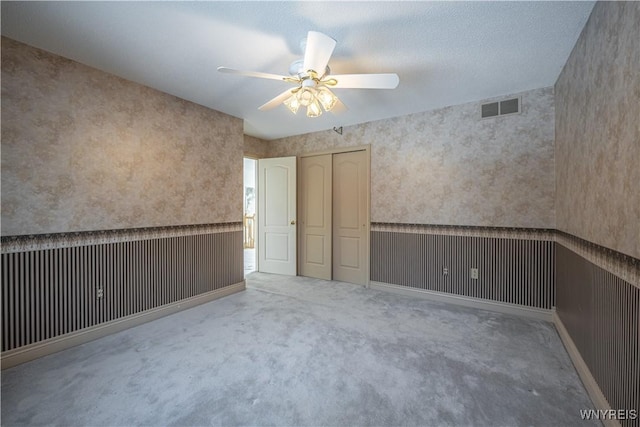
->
1, 1, 595, 140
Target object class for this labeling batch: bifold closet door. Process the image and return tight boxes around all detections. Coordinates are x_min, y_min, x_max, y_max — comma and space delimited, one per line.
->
299, 155, 332, 280
332, 151, 368, 286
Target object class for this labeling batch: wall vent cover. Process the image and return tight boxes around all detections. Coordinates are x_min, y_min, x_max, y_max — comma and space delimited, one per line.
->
481, 97, 520, 118
481, 102, 499, 118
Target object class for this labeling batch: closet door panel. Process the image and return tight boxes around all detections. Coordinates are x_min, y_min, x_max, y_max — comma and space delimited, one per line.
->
333, 151, 368, 285
300, 155, 332, 280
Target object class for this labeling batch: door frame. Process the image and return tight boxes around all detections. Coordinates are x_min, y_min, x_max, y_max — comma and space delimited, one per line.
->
243, 154, 260, 273
297, 144, 371, 286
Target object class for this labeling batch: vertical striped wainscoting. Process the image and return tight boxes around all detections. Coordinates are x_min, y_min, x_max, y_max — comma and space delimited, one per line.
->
1, 223, 243, 361
556, 235, 639, 427
370, 224, 556, 309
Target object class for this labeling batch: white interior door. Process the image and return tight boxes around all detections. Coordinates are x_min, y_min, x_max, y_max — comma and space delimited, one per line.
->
333, 151, 368, 285
300, 155, 332, 280
258, 157, 297, 275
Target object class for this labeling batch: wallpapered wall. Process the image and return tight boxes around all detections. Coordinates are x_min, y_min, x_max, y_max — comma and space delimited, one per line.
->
269, 87, 555, 229
555, 1, 640, 259
244, 135, 270, 158
1, 37, 244, 236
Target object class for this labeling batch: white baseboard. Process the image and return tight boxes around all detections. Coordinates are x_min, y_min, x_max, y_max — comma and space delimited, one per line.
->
370, 281, 554, 322
552, 312, 618, 427
1, 281, 246, 370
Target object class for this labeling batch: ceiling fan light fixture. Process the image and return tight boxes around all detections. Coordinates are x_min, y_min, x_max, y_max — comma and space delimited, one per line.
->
298, 87, 315, 106
284, 95, 300, 114
316, 87, 337, 112
218, 30, 399, 119
306, 98, 323, 118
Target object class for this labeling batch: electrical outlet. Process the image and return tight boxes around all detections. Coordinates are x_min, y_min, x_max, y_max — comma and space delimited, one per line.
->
443, 267, 449, 275
97, 289, 104, 299
470, 268, 479, 280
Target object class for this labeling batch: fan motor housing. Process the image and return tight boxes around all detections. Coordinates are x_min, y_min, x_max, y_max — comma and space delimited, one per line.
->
289, 59, 330, 79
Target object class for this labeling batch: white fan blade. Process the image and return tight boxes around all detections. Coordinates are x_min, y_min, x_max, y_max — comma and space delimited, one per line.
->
303, 31, 336, 74
329, 97, 348, 115
258, 88, 296, 111
217, 66, 289, 82
329, 73, 399, 89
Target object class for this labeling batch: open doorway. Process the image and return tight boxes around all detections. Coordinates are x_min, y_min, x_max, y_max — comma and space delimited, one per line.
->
243, 157, 257, 275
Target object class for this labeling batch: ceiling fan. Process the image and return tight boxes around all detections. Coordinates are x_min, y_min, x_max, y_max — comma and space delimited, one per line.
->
217, 31, 399, 118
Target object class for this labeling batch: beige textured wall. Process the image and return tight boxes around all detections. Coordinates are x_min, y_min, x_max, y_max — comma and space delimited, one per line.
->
555, 2, 640, 259
270, 87, 556, 229
1, 37, 244, 236
243, 135, 269, 158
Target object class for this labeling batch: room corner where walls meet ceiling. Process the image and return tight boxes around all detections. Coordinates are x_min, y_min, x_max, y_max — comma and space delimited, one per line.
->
0, 1, 595, 140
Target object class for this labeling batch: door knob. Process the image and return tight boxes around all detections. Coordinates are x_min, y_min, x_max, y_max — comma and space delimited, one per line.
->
291, 220, 296, 225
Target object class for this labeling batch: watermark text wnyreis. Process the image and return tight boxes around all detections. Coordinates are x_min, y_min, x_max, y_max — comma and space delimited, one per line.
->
580, 409, 638, 421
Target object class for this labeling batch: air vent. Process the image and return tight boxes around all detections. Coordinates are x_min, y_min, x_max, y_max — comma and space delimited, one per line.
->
481, 97, 520, 118
500, 98, 519, 115
481, 102, 499, 118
